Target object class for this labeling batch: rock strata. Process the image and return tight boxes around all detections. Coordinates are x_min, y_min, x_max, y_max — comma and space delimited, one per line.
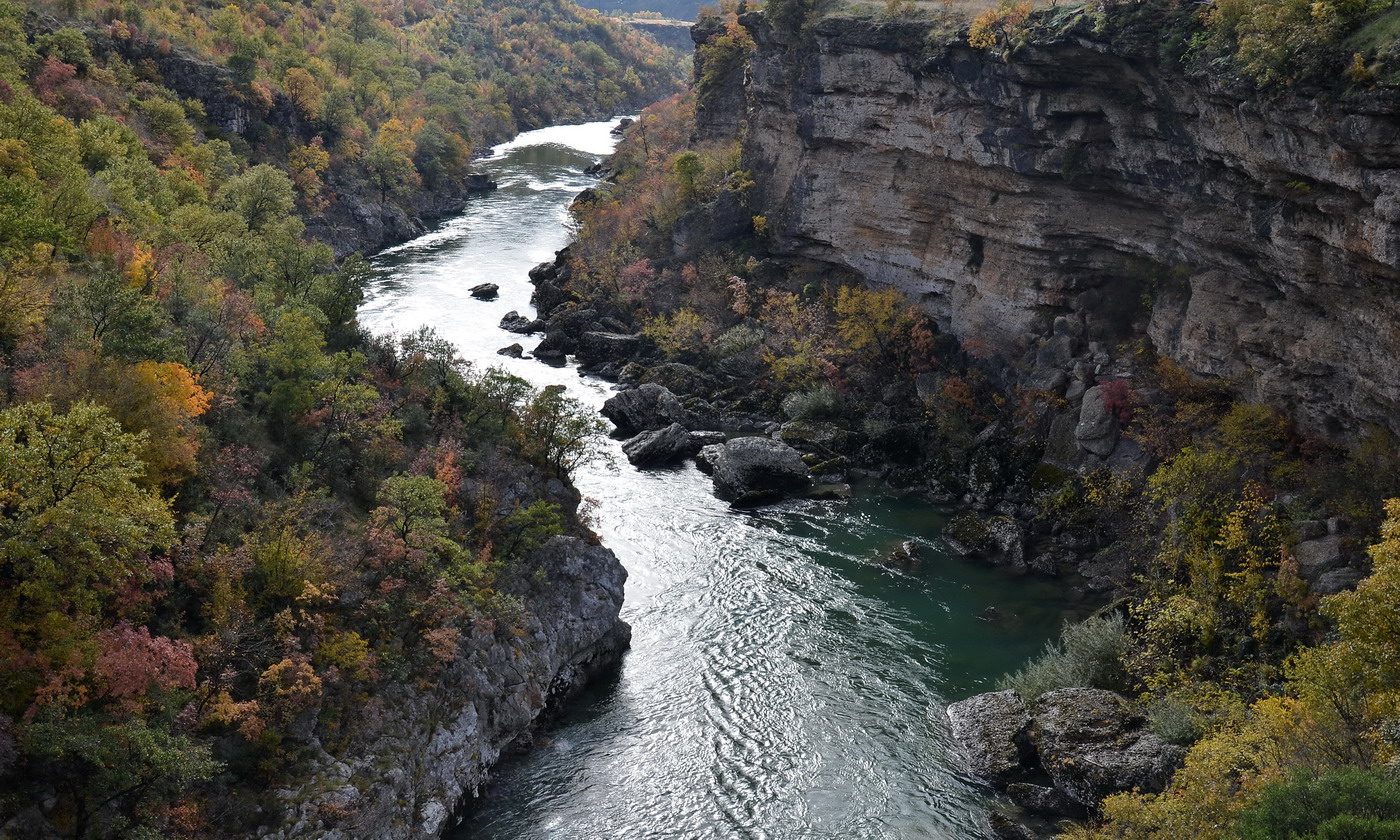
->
740, 11, 1400, 440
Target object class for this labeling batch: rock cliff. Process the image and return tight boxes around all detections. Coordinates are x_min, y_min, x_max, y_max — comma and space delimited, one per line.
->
733, 11, 1400, 440
259, 537, 629, 839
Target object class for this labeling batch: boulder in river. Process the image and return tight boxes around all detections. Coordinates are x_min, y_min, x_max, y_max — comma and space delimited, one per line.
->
704, 436, 813, 506
531, 331, 572, 361
500, 311, 542, 333
621, 423, 697, 467
465, 172, 497, 192
946, 690, 1033, 787
470, 283, 499, 299
601, 383, 690, 434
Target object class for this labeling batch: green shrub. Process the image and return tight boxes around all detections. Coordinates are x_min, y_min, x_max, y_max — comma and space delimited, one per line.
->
1235, 768, 1400, 840
712, 324, 764, 358
781, 384, 842, 420
1148, 696, 1205, 746
999, 612, 1129, 700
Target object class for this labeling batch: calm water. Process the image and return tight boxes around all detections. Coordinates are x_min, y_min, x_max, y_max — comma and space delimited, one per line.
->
360, 121, 1078, 840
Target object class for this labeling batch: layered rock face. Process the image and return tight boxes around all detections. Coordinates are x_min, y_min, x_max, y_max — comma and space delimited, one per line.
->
736, 13, 1400, 439
261, 537, 629, 839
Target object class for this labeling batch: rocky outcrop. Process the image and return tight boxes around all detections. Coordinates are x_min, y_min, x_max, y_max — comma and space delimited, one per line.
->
692, 15, 749, 142
739, 11, 1400, 441
699, 436, 813, 505
1031, 689, 1182, 808
576, 331, 643, 364
622, 18, 696, 53
946, 690, 1033, 787
947, 687, 1184, 817
261, 536, 629, 840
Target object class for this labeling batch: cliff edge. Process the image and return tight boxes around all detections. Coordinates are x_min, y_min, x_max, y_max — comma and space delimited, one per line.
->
736, 11, 1400, 440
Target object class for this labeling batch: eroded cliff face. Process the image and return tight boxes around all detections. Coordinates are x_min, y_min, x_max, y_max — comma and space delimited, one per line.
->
735, 12, 1400, 440
260, 536, 629, 839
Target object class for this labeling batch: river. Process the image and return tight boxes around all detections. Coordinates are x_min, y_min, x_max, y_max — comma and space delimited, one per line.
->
360, 120, 1078, 840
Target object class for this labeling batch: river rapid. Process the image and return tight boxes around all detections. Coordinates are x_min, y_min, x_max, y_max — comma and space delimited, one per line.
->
360, 120, 1077, 840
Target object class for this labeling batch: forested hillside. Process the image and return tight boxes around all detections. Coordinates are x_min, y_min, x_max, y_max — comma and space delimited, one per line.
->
0, 0, 672, 835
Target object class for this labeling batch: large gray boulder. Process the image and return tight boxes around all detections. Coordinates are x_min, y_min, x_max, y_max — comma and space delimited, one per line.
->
946, 690, 1032, 787
621, 423, 697, 467
531, 331, 572, 360
1031, 688, 1184, 808
1075, 385, 1119, 458
601, 383, 690, 434
947, 687, 1184, 817
576, 332, 641, 365
705, 436, 812, 505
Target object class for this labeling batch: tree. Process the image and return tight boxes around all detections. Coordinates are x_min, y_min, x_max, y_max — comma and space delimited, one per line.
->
22, 355, 213, 486
215, 165, 296, 232
363, 119, 421, 202
515, 387, 608, 477
0, 401, 175, 619
21, 712, 218, 840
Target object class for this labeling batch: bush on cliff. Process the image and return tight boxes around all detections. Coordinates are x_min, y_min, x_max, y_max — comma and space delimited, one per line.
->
1000, 613, 1129, 701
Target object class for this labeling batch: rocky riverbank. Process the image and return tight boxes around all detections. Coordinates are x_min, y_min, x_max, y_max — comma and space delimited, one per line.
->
256, 537, 630, 840
947, 688, 1184, 837
512, 244, 1129, 590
